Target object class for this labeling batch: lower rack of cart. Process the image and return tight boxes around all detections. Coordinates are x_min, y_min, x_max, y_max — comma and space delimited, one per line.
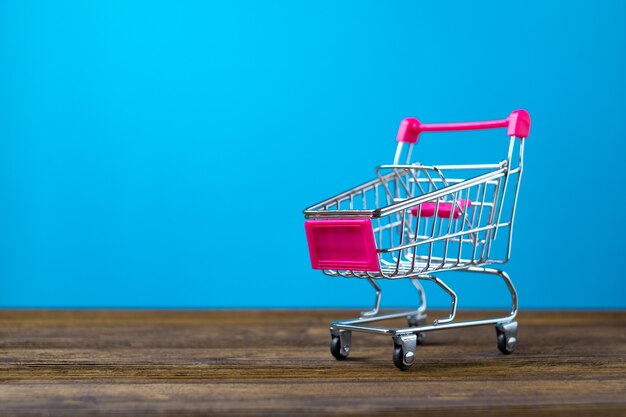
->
329, 267, 519, 370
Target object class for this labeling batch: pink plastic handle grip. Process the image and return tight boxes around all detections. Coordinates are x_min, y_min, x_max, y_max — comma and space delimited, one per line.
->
410, 202, 436, 218
411, 199, 472, 219
396, 110, 531, 144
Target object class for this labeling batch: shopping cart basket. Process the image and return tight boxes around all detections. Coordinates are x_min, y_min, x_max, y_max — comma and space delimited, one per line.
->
303, 110, 531, 370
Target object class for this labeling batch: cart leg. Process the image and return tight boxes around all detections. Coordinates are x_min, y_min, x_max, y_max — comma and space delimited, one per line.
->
420, 275, 458, 325
495, 321, 518, 354
360, 278, 381, 318
406, 278, 428, 344
459, 267, 519, 354
411, 278, 427, 317
459, 267, 518, 320
392, 333, 417, 371
330, 329, 352, 360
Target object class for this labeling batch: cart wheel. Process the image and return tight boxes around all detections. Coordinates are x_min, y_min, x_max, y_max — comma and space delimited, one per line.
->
392, 343, 413, 371
330, 335, 350, 360
495, 321, 518, 355
496, 331, 515, 354
407, 316, 427, 345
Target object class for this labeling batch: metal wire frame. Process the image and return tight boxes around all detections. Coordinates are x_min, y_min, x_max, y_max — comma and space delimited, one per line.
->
304, 136, 525, 279
329, 266, 518, 336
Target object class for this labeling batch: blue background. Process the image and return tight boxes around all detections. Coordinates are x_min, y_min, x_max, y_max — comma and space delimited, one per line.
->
1, 1, 625, 309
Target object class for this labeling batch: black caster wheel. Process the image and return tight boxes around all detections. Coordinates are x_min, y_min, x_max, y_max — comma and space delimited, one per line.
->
392, 343, 414, 371
330, 335, 350, 360
496, 322, 518, 355
496, 330, 516, 354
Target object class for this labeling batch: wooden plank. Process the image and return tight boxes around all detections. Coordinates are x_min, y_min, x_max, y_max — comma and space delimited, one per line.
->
0, 310, 625, 416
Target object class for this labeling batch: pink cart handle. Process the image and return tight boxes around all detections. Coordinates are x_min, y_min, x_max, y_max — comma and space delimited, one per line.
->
397, 109, 531, 144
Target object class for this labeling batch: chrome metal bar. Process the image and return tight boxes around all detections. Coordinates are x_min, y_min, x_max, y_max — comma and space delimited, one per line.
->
332, 309, 424, 326
424, 275, 457, 325
377, 168, 506, 217
412, 278, 427, 316
459, 266, 518, 318
377, 163, 502, 170
504, 138, 525, 262
378, 222, 505, 253
493, 136, 517, 239
393, 142, 404, 165
360, 277, 382, 317
332, 315, 515, 336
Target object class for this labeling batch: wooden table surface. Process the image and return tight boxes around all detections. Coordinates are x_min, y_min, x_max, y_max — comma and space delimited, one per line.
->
0, 309, 624, 416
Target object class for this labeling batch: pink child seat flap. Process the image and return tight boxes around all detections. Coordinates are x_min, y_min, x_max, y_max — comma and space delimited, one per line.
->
305, 219, 379, 272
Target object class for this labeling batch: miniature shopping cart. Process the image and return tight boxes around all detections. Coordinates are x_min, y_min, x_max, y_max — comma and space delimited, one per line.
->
303, 110, 531, 370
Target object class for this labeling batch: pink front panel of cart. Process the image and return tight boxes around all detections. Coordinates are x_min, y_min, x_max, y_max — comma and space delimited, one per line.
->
305, 219, 380, 272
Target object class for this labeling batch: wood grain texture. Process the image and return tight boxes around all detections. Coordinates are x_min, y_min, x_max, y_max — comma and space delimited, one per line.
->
0, 309, 625, 416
